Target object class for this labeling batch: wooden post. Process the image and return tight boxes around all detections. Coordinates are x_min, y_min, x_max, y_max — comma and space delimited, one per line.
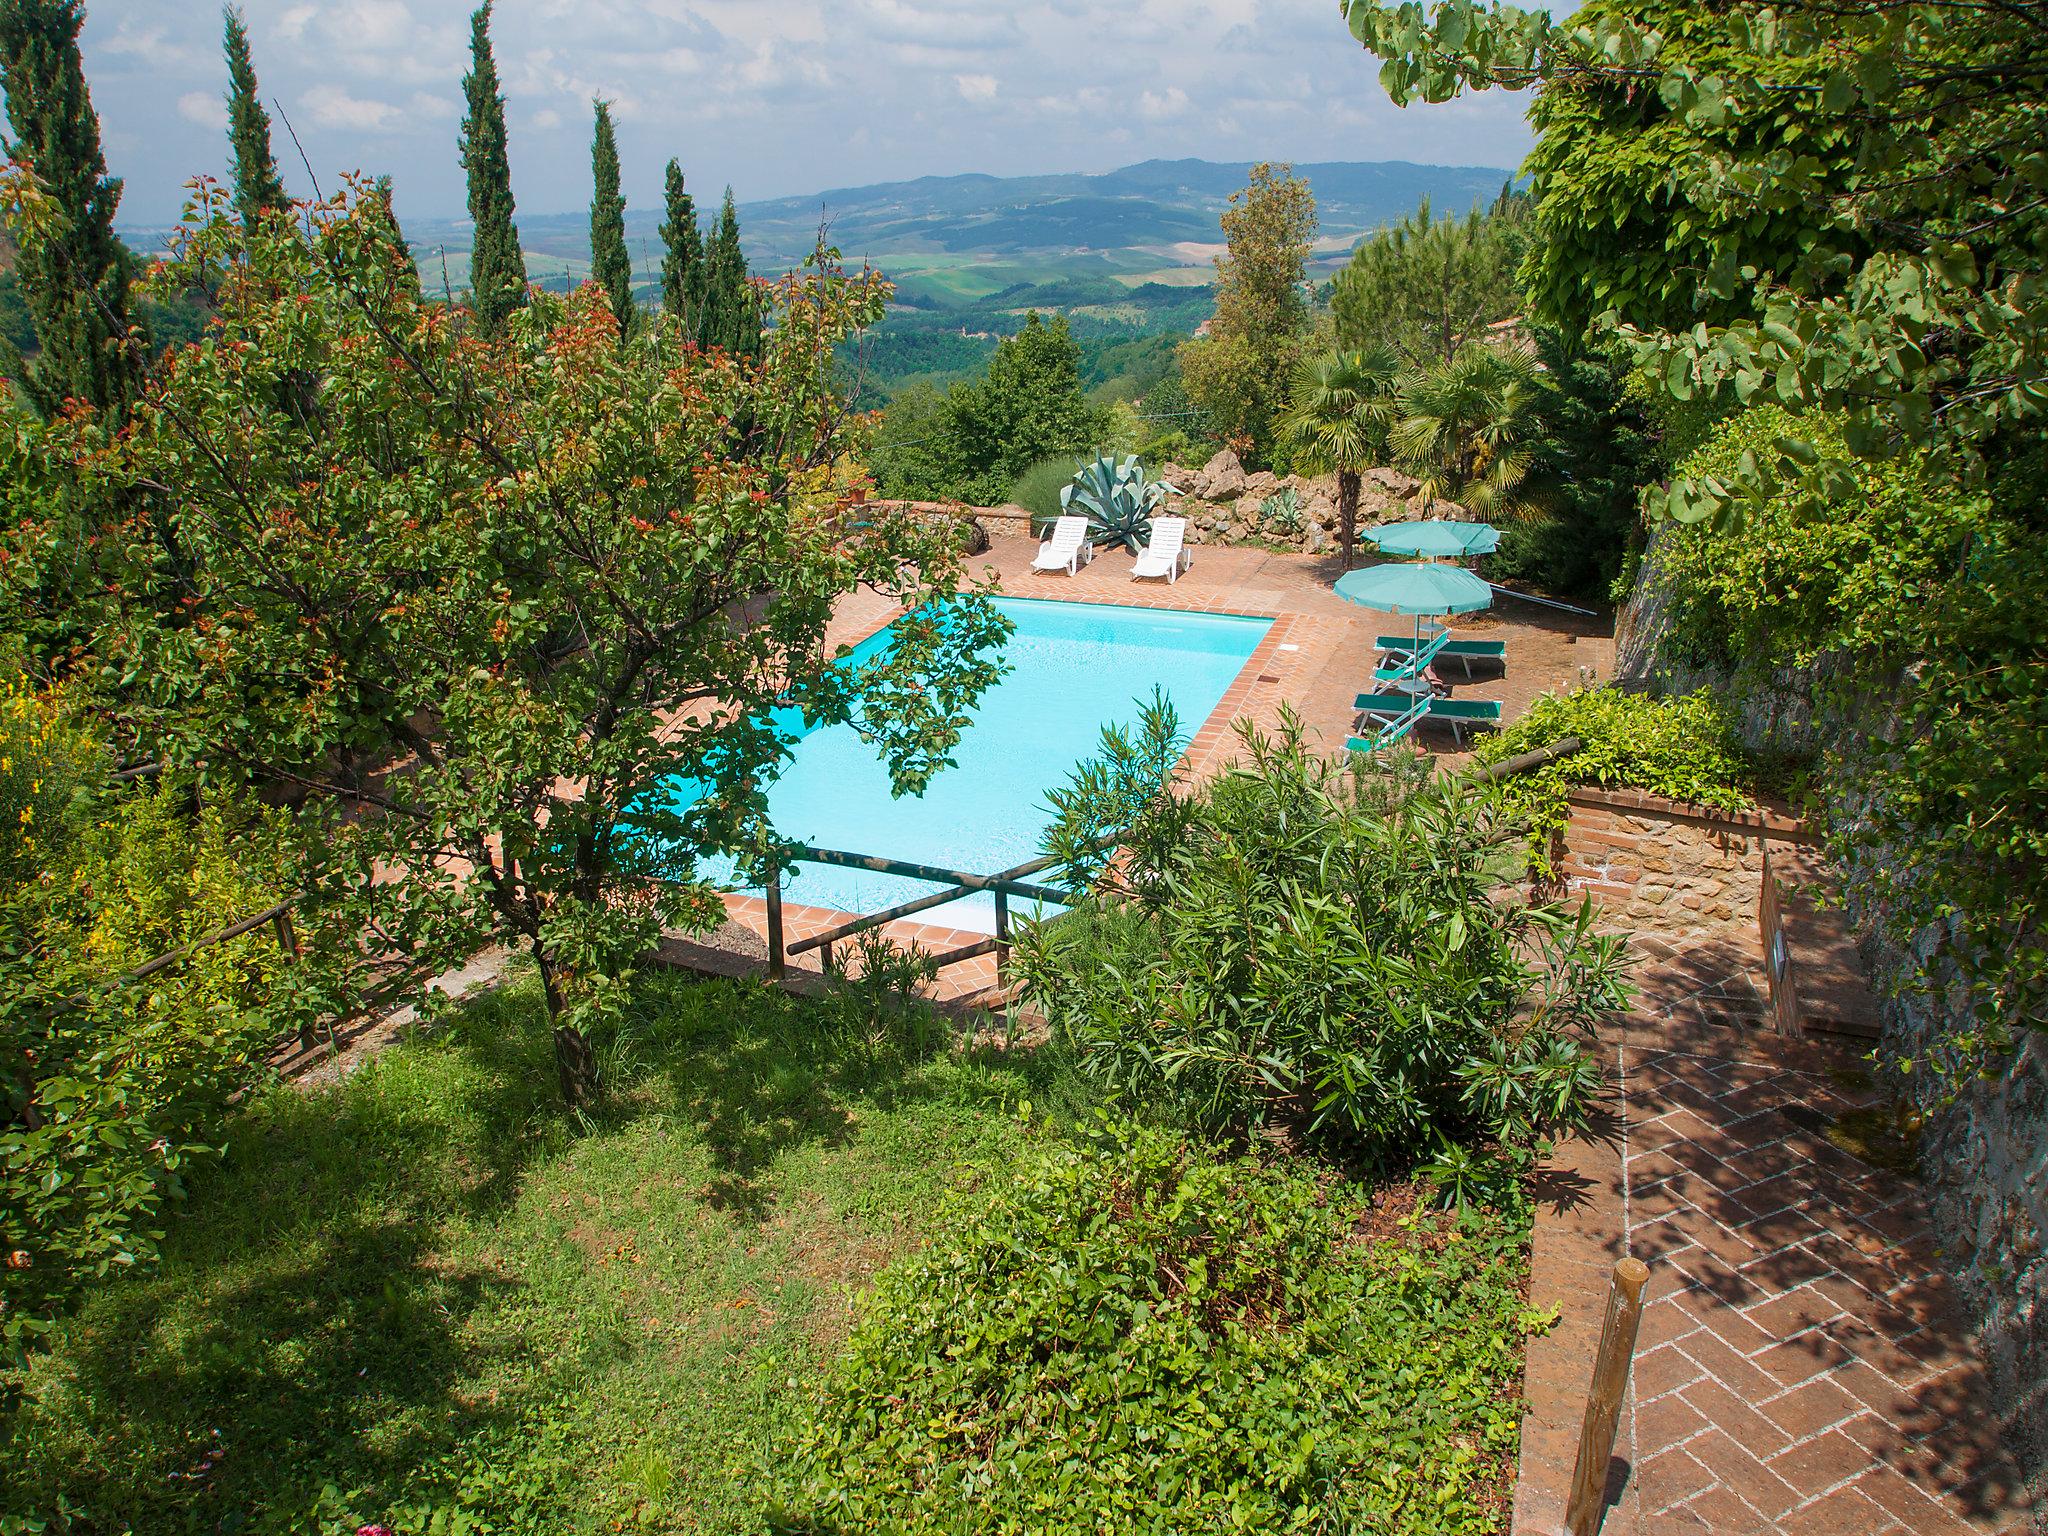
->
1566, 1256, 1652, 1536
273, 907, 313, 1049
765, 865, 785, 981
994, 890, 1009, 984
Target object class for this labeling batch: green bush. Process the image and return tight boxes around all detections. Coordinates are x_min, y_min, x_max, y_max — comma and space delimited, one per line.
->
1018, 703, 1626, 1167
1008, 453, 1086, 524
1656, 406, 1995, 670
1, 708, 302, 1361
772, 1119, 1537, 1535
1471, 686, 1761, 868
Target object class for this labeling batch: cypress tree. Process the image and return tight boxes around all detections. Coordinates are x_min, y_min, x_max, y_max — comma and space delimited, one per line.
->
587, 99, 632, 342
221, 5, 285, 228
458, 0, 525, 334
657, 158, 702, 338
0, 0, 146, 419
704, 186, 757, 357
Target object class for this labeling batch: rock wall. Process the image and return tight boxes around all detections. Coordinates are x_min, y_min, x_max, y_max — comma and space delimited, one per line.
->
1157, 450, 1467, 555
1553, 786, 1805, 963
1617, 547, 2048, 1518
868, 450, 1474, 559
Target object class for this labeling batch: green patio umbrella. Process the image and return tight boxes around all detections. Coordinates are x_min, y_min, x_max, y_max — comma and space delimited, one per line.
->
1363, 519, 1501, 559
1334, 560, 1495, 675
1334, 560, 1493, 615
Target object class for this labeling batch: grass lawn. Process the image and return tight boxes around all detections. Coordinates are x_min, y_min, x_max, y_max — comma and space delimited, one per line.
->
2, 968, 1543, 1535
1, 971, 1064, 1534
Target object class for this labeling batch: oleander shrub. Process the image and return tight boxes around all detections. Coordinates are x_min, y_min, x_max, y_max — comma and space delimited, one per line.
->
771, 1119, 1539, 1535
1018, 703, 1627, 1166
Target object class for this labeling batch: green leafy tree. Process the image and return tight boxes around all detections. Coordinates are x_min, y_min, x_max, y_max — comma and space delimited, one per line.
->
457, 0, 525, 334
1494, 330, 1660, 599
1391, 343, 1546, 520
587, 98, 632, 342
658, 157, 703, 335
1332, 195, 1525, 367
943, 311, 1104, 501
0, 0, 146, 419
868, 380, 961, 501
29, 185, 1010, 1108
220, 5, 285, 229
1177, 162, 1318, 464
1277, 347, 1401, 567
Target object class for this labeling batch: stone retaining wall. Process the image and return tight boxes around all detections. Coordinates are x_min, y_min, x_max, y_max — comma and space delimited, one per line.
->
1553, 786, 1809, 958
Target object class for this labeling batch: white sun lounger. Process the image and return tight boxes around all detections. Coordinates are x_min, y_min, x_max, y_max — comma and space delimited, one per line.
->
1130, 517, 1191, 583
1031, 515, 1094, 576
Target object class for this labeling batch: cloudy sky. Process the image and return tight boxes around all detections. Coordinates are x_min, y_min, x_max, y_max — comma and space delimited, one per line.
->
77, 1, 1537, 226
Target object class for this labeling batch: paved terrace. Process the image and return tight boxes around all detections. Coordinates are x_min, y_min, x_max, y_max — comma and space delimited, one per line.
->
709, 530, 2029, 1534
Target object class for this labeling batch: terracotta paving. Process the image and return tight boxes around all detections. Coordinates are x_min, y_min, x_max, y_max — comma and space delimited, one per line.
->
1515, 1022, 2032, 1536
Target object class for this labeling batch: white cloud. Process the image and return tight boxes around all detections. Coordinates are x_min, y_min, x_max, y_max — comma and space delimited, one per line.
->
304, 85, 407, 135
1138, 87, 1190, 121
955, 73, 997, 103
177, 91, 226, 130
533, 108, 564, 131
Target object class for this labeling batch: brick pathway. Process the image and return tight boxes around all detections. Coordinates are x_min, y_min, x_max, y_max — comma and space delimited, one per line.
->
1515, 1023, 2032, 1536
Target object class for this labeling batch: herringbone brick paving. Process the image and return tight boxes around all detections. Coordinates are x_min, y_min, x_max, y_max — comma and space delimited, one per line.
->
1516, 1027, 2032, 1535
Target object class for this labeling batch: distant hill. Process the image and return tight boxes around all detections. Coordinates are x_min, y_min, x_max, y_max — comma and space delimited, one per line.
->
486, 157, 1512, 276
122, 157, 1514, 304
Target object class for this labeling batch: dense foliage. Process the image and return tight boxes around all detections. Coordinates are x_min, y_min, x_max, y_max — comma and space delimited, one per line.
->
869, 312, 1108, 504
1655, 406, 1995, 670
0, 680, 305, 1361
1490, 331, 1660, 599
775, 1119, 1537, 1535
1020, 705, 1625, 1166
1472, 687, 1761, 866
1341, 0, 2048, 1051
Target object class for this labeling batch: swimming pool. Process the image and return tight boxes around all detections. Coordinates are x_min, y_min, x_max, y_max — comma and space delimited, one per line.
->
692, 597, 1271, 932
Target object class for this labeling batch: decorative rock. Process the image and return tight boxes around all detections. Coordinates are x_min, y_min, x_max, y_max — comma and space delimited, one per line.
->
1201, 449, 1247, 500
1244, 470, 1280, 499
1364, 466, 1422, 497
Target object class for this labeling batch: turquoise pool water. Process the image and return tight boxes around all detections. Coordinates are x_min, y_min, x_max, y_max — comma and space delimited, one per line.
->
696, 597, 1271, 933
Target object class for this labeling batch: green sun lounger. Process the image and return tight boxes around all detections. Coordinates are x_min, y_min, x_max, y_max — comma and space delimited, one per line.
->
1346, 688, 1433, 750
1372, 627, 1453, 686
1352, 690, 1504, 748
1375, 633, 1507, 681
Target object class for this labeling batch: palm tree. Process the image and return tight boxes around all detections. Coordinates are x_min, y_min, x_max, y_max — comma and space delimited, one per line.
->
1390, 343, 1546, 520
1277, 347, 1402, 567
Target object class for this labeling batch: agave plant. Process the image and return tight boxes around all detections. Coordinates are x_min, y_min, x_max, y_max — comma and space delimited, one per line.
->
1060, 452, 1178, 554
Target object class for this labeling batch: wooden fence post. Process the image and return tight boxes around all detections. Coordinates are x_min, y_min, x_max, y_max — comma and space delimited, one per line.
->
994, 890, 1009, 984
765, 865, 785, 981
1566, 1256, 1652, 1536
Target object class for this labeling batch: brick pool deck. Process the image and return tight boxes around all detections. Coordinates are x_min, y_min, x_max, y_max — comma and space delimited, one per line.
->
712, 533, 2032, 1530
